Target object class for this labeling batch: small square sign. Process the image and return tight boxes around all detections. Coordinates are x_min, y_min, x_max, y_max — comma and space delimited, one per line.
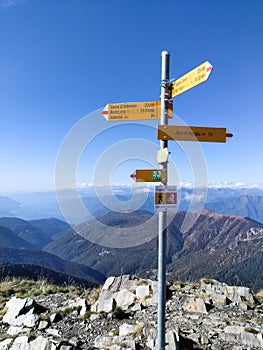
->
155, 185, 177, 210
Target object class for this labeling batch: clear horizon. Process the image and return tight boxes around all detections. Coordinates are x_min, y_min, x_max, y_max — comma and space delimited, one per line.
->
2, 181, 263, 197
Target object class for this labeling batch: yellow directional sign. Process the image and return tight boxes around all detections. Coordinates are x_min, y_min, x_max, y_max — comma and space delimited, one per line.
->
158, 125, 232, 143
171, 61, 213, 98
102, 101, 173, 121
131, 169, 167, 183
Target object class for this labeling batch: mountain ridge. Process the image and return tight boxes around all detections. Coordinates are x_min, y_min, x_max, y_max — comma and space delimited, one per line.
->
0, 226, 34, 249
44, 210, 263, 291
1, 209, 263, 290
0, 262, 98, 287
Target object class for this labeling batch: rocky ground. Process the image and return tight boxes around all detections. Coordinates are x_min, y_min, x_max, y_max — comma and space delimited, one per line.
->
0, 275, 263, 349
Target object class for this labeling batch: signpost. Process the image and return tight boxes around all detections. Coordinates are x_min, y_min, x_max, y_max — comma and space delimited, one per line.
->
102, 51, 233, 350
171, 61, 213, 98
157, 51, 170, 350
158, 125, 233, 143
102, 100, 173, 121
130, 169, 167, 183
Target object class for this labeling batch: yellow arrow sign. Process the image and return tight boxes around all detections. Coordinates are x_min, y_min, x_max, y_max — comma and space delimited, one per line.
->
102, 101, 173, 121
131, 169, 167, 183
158, 125, 233, 143
171, 61, 213, 98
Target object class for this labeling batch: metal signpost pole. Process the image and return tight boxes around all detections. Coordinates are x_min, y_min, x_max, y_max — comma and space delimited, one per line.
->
157, 50, 170, 350
101, 50, 230, 350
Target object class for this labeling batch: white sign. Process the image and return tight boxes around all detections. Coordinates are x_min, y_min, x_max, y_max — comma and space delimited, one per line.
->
155, 185, 177, 210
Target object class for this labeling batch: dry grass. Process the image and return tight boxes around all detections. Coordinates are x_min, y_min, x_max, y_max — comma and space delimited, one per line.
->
255, 289, 263, 304
85, 285, 102, 305
0, 277, 90, 302
0, 278, 97, 321
200, 278, 214, 285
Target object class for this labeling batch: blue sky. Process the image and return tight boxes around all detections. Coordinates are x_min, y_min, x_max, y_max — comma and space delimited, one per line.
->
1, 0, 263, 193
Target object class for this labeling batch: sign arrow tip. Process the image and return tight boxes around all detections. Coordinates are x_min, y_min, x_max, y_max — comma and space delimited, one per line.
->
130, 172, 136, 180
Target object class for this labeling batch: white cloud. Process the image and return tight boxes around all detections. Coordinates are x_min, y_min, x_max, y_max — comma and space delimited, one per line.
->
0, 0, 27, 9
179, 181, 263, 190
76, 182, 94, 188
183, 192, 205, 202
208, 182, 263, 189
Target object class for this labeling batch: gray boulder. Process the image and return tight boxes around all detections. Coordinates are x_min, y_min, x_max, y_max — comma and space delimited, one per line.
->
114, 289, 136, 310
3, 297, 39, 329
183, 298, 209, 314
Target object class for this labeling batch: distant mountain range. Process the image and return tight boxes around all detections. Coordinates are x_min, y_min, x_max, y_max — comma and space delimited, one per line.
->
0, 263, 98, 288
166, 211, 263, 290
45, 211, 168, 276
0, 196, 20, 216
0, 217, 105, 285
44, 210, 263, 291
205, 194, 263, 222
2, 185, 263, 224
0, 217, 70, 249
181, 186, 263, 224
0, 226, 33, 249
1, 185, 263, 290
0, 246, 105, 285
